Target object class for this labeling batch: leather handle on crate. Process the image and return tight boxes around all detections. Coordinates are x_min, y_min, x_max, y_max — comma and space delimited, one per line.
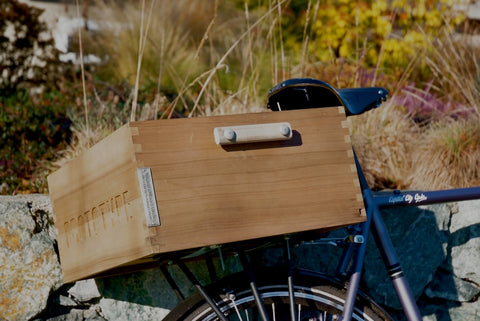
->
214, 122, 293, 145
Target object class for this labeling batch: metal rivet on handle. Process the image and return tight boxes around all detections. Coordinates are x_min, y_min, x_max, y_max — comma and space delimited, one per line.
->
224, 128, 236, 141
280, 125, 290, 137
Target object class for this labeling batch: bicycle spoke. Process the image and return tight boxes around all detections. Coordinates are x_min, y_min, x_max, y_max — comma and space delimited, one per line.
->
238, 251, 271, 321
285, 237, 297, 321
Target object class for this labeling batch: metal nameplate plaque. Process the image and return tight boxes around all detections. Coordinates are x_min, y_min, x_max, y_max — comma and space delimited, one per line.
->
137, 167, 161, 227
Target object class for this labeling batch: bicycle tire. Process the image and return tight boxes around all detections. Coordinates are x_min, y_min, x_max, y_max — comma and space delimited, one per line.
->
164, 270, 393, 321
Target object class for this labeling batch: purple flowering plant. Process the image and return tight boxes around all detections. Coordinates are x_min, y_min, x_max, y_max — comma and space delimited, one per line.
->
393, 81, 474, 124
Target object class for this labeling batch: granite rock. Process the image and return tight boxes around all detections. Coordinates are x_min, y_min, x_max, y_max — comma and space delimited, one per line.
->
0, 195, 62, 321
425, 269, 480, 302
448, 200, 480, 285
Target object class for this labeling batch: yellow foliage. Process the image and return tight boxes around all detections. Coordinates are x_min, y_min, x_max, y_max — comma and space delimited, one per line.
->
305, 0, 463, 74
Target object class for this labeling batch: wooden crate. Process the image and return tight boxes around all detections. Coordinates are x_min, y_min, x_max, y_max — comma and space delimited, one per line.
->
48, 107, 365, 283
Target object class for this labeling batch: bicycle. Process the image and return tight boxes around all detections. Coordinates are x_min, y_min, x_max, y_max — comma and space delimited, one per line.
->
134, 79, 480, 321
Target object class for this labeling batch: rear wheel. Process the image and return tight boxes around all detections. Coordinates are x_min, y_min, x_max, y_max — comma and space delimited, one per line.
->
165, 270, 393, 321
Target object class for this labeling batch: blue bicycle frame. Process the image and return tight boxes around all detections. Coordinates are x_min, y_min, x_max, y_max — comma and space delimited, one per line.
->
338, 152, 480, 321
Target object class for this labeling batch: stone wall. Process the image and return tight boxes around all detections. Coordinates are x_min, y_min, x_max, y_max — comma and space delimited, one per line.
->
0, 194, 478, 320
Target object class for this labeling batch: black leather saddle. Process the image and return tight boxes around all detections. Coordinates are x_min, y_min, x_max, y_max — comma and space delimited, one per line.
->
267, 78, 388, 116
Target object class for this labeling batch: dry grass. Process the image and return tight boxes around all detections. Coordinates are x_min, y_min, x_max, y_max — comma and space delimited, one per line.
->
425, 30, 480, 115
408, 119, 480, 189
353, 103, 480, 190
91, 0, 206, 94
350, 101, 418, 190
86, 0, 287, 119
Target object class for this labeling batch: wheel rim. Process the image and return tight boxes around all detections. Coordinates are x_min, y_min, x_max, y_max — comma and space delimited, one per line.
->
190, 285, 377, 321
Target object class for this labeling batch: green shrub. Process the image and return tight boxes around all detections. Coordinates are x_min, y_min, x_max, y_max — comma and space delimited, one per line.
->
0, 91, 72, 194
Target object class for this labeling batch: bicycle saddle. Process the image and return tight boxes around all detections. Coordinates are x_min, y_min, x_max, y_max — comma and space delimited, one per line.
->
267, 78, 388, 116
